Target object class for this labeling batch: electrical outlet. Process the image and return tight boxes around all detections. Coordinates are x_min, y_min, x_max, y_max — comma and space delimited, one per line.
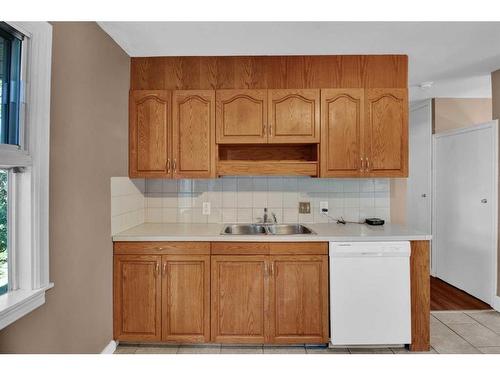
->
320, 201, 329, 213
202, 202, 211, 215
298, 202, 311, 214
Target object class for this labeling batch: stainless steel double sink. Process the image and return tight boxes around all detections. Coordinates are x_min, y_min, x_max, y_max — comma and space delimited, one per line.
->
221, 224, 315, 235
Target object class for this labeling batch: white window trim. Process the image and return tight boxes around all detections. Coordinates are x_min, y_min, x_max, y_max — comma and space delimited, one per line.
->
0, 21, 52, 330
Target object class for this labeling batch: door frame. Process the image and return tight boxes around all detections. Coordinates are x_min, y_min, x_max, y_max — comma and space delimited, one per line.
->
408, 100, 433, 273
432, 121, 499, 309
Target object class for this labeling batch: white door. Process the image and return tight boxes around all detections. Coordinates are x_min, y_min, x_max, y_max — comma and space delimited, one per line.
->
407, 101, 432, 235
434, 121, 498, 305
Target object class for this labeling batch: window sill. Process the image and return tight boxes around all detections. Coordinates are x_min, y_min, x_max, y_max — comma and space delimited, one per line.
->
0, 283, 54, 330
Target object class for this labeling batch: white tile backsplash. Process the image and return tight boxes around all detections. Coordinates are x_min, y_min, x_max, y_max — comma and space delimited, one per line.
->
111, 177, 391, 232
144, 177, 390, 224
110, 177, 145, 235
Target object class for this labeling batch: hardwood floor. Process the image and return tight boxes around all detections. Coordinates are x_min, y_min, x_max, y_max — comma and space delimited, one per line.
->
431, 276, 491, 311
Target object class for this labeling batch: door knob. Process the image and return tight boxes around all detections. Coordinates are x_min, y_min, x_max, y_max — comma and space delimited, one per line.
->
421, 194, 427, 198
481, 199, 488, 203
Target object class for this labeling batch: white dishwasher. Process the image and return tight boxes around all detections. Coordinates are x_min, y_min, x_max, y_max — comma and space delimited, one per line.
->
329, 241, 411, 346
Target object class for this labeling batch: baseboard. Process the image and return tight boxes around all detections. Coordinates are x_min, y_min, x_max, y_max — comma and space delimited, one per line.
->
493, 296, 500, 312
101, 340, 117, 354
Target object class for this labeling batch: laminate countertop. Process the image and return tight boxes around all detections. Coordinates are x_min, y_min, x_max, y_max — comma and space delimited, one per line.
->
112, 223, 431, 242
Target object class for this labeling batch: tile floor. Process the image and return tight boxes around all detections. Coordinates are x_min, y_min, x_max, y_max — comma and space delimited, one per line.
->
115, 310, 500, 354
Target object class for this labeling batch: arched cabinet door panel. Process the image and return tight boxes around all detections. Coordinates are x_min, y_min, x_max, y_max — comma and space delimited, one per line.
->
268, 89, 320, 143
172, 90, 215, 178
129, 90, 171, 178
365, 88, 408, 177
320, 89, 364, 177
216, 89, 268, 144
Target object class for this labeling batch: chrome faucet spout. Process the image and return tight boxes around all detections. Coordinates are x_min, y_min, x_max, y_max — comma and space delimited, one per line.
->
262, 208, 278, 224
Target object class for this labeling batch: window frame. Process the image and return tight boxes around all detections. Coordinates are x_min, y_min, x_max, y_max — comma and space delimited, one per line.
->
0, 22, 52, 330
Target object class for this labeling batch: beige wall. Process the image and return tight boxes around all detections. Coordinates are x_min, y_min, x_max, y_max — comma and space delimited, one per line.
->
492, 70, 500, 297
390, 179, 407, 225
493, 70, 500, 120
433, 98, 492, 133
0, 22, 129, 353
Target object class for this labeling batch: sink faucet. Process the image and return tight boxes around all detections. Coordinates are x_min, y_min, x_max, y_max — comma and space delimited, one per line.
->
262, 208, 277, 224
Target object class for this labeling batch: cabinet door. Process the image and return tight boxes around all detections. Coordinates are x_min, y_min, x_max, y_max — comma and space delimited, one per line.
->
211, 256, 269, 343
365, 88, 408, 177
269, 255, 329, 344
162, 255, 210, 343
268, 89, 320, 143
114, 255, 161, 341
172, 90, 215, 178
320, 89, 364, 177
216, 89, 267, 144
129, 90, 172, 178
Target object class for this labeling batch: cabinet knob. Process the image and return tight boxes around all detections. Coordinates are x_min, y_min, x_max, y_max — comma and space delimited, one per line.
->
481, 198, 488, 204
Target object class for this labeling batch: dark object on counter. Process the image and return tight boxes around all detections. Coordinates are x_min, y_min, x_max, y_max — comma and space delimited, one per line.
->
365, 218, 385, 226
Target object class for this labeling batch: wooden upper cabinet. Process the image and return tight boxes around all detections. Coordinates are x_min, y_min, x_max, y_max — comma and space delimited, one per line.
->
320, 89, 364, 177
172, 90, 215, 178
268, 89, 320, 143
365, 88, 408, 177
161, 255, 210, 343
113, 255, 161, 341
211, 255, 269, 343
129, 90, 171, 178
269, 255, 329, 344
216, 89, 268, 144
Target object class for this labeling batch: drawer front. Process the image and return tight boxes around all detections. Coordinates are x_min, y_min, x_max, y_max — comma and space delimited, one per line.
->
269, 242, 328, 255
211, 242, 270, 255
114, 242, 211, 255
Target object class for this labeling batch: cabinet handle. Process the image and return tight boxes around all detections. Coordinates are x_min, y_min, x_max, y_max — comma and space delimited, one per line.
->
173, 159, 177, 173
268, 124, 272, 136
366, 157, 370, 172
166, 159, 171, 173
156, 263, 160, 276
270, 262, 274, 277
360, 158, 364, 172
264, 263, 269, 277
162, 262, 167, 275
263, 123, 266, 136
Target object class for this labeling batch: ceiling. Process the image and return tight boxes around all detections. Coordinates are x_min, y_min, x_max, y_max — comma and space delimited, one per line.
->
98, 22, 500, 87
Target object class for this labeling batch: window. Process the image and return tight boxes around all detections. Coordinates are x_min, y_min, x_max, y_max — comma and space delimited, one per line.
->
0, 23, 22, 298
0, 25, 22, 146
0, 169, 7, 295
0, 22, 52, 330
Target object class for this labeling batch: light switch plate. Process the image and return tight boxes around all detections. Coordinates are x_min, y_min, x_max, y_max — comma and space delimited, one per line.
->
202, 202, 211, 215
299, 202, 311, 214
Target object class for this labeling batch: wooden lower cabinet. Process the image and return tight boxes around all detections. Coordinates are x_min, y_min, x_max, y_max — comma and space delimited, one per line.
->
113, 240, 429, 350
210, 254, 329, 344
113, 255, 162, 341
162, 255, 210, 343
211, 256, 269, 343
269, 255, 329, 344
